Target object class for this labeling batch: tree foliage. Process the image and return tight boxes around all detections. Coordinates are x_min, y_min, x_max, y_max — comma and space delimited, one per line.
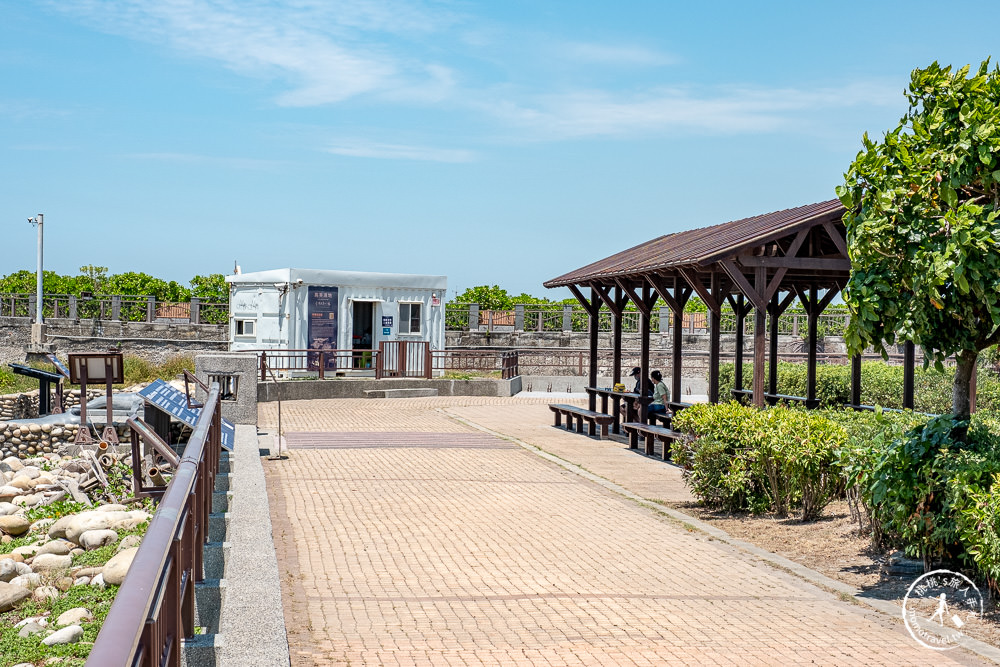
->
0, 268, 230, 303
838, 59, 1000, 419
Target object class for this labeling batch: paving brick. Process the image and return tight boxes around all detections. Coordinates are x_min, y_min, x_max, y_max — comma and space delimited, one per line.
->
262, 397, 987, 665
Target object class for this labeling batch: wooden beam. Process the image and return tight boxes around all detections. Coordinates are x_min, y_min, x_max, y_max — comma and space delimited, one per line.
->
719, 259, 766, 311
615, 279, 650, 317
677, 268, 717, 312
736, 256, 851, 271
567, 284, 597, 316
647, 274, 679, 313
764, 268, 788, 303
591, 284, 621, 317
822, 220, 850, 257
784, 227, 810, 259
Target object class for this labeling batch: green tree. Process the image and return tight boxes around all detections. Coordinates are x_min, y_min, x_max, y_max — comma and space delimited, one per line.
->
78, 265, 108, 294
452, 285, 513, 310
103, 272, 191, 301
838, 60, 1000, 426
189, 273, 229, 302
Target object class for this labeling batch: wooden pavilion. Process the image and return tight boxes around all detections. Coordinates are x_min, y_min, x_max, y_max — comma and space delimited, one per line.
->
544, 199, 919, 418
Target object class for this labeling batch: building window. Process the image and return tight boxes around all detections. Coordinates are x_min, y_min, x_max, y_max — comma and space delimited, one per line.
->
399, 302, 422, 334
235, 319, 255, 336
208, 374, 239, 401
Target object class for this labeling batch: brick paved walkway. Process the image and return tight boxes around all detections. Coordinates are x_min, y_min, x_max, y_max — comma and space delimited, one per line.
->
262, 397, 987, 666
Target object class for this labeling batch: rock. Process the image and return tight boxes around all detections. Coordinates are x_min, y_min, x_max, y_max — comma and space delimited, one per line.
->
7, 552, 24, 563
97, 504, 128, 513
0, 501, 18, 515
8, 477, 33, 491
32, 585, 59, 602
36, 540, 73, 556
31, 518, 55, 533
0, 558, 19, 582
102, 546, 139, 585
79, 529, 118, 551
73, 566, 103, 578
31, 553, 72, 572
2, 457, 24, 472
54, 577, 73, 592
89, 573, 105, 589
117, 534, 142, 552
11, 544, 38, 558
0, 515, 29, 536
14, 466, 40, 480
0, 486, 23, 502
13, 493, 42, 507
73, 576, 91, 586
0, 581, 31, 611
47, 514, 76, 540
42, 624, 84, 646
10, 573, 41, 589
56, 607, 93, 626
18, 621, 46, 637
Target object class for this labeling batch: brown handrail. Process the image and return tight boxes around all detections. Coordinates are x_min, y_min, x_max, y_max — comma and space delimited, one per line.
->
86, 384, 222, 667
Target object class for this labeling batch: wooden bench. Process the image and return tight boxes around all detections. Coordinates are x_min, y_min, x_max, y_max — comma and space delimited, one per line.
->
765, 393, 819, 408
621, 422, 689, 460
549, 404, 615, 439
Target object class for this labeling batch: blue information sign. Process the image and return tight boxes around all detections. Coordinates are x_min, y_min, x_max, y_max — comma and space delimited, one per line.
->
382, 327, 391, 336
137, 379, 234, 451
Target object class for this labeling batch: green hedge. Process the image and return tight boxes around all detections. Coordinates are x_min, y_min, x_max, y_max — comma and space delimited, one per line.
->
718, 361, 1000, 414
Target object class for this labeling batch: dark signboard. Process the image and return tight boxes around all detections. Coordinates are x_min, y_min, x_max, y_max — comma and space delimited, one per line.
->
308, 286, 339, 371
137, 379, 235, 451
382, 316, 393, 327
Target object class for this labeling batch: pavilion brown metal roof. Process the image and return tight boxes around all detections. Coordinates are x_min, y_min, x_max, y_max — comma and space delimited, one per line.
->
544, 199, 846, 288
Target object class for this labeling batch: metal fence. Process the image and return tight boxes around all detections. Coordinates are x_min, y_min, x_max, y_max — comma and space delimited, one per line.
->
0, 293, 227, 324
86, 384, 222, 666
445, 302, 852, 337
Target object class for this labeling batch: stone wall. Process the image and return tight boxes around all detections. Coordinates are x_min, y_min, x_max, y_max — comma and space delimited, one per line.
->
0, 317, 227, 365
0, 389, 103, 421
0, 421, 132, 460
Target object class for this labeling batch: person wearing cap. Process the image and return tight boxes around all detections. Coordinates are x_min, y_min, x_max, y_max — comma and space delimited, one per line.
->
628, 367, 643, 395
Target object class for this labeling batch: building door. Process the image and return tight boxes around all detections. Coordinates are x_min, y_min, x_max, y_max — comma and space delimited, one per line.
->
352, 301, 375, 369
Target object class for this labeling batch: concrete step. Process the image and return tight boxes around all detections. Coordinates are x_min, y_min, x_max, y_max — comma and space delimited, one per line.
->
364, 388, 439, 399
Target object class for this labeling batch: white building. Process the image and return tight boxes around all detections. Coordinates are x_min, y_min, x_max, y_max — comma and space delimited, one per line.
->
226, 268, 447, 374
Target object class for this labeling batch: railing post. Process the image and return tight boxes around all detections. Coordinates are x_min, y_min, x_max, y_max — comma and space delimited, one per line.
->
469, 304, 479, 332
146, 296, 155, 322
68, 295, 78, 320
28, 295, 36, 323
111, 296, 121, 321
260, 351, 267, 382
425, 343, 432, 379
190, 298, 201, 324
562, 305, 573, 332
514, 304, 524, 331
319, 351, 325, 380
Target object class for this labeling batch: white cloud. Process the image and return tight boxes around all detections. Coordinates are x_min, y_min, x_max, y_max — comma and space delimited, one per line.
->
124, 152, 283, 169
325, 141, 475, 162
44, 0, 457, 106
557, 41, 676, 67
481, 81, 902, 139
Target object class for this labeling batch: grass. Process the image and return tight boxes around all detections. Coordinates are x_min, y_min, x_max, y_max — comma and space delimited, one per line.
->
0, 354, 195, 396
0, 583, 119, 667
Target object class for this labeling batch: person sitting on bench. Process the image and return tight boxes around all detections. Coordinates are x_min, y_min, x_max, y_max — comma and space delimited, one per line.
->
647, 370, 670, 420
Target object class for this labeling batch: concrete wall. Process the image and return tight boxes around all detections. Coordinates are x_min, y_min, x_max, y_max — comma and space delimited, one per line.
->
258, 376, 521, 402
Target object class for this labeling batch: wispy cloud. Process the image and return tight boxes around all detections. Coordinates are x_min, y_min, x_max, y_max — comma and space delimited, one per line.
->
45, 0, 459, 106
556, 41, 676, 67
482, 81, 901, 139
124, 152, 283, 169
325, 141, 475, 162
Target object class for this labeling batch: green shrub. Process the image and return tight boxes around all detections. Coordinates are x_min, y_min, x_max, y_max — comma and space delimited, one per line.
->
957, 473, 1000, 593
718, 361, 962, 413
672, 402, 845, 520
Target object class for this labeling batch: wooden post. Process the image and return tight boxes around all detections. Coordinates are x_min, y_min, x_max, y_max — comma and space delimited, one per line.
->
806, 285, 818, 407
768, 293, 780, 396
903, 341, 915, 410
588, 288, 599, 411
851, 353, 862, 406
708, 273, 722, 404
612, 287, 623, 388
734, 295, 746, 395
753, 267, 767, 408
640, 285, 651, 423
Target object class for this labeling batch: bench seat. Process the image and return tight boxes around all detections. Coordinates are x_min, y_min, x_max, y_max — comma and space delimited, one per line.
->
549, 404, 615, 439
621, 421, 689, 460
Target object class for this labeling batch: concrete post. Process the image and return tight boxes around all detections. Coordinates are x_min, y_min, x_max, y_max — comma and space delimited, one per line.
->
514, 304, 524, 332
562, 305, 573, 332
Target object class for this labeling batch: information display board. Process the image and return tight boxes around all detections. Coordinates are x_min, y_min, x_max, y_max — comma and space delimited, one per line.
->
137, 379, 234, 451
308, 286, 339, 371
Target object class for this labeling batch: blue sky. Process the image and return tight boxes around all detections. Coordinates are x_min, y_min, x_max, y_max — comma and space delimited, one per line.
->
1, 1, 997, 300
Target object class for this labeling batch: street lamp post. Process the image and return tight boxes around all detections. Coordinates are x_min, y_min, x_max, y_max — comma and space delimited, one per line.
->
27, 214, 45, 348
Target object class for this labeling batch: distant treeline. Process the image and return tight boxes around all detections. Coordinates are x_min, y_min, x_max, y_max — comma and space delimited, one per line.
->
0, 266, 228, 303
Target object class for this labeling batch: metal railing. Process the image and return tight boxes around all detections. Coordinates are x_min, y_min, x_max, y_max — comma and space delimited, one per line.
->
0, 293, 227, 325
445, 302, 852, 336
257, 348, 379, 379
430, 349, 519, 379
86, 384, 222, 667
